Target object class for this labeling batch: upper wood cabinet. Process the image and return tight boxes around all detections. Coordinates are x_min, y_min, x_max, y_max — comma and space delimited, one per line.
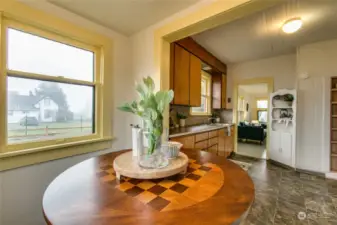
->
173, 44, 190, 105
212, 73, 227, 109
171, 43, 202, 106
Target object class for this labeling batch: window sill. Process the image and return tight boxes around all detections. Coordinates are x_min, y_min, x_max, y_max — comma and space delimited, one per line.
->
0, 136, 114, 171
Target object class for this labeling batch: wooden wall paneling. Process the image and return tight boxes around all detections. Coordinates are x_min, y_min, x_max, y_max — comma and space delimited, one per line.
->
332, 78, 337, 89
331, 155, 337, 171
332, 105, 337, 116
189, 54, 202, 106
332, 131, 337, 142
331, 144, 337, 154
332, 118, 337, 128
332, 92, 337, 102
173, 44, 190, 105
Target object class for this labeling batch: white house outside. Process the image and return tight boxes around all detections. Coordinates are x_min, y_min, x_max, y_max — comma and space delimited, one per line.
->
8, 92, 59, 124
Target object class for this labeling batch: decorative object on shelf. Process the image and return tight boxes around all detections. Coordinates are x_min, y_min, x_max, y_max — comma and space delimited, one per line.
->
162, 141, 183, 158
283, 94, 294, 106
177, 112, 187, 127
118, 76, 174, 169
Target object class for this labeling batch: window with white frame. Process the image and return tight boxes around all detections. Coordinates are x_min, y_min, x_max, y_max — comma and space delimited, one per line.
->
257, 100, 268, 109
257, 99, 268, 122
190, 71, 211, 115
5, 24, 97, 146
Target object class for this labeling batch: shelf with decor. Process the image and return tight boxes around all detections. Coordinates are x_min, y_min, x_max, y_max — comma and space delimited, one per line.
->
269, 89, 296, 168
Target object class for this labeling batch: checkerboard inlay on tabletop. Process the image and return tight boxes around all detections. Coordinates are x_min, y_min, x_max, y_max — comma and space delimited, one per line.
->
96, 159, 224, 212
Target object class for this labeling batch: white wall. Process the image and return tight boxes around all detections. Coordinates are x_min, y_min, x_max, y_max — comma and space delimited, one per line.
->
227, 54, 297, 108
0, 2, 135, 225
296, 39, 337, 173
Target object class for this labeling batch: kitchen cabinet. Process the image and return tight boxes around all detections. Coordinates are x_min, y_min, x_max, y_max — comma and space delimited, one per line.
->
212, 73, 227, 109
270, 131, 292, 166
218, 127, 234, 157
170, 135, 195, 149
172, 44, 190, 105
170, 127, 234, 157
171, 43, 202, 106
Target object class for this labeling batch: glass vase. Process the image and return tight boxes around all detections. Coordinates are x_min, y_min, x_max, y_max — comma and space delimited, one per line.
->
138, 120, 169, 169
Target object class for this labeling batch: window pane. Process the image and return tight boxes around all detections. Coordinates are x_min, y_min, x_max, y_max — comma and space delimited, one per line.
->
7, 28, 94, 82
192, 97, 207, 113
257, 100, 268, 109
258, 111, 268, 122
7, 77, 94, 144
201, 79, 206, 95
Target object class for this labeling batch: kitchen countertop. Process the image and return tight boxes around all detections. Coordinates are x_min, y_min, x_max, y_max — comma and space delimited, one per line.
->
169, 123, 234, 138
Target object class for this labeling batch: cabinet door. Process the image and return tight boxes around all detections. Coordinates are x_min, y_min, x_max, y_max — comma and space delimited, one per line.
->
280, 133, 292, 166
208, 144, 218, 154
189, 54, 201, 106
195, 140, 208, 150
170, 135, 195, 149
221, 74, 227, 108
218, 129, 225, 154
173, 44, 190, 105
270, 131, 280, 161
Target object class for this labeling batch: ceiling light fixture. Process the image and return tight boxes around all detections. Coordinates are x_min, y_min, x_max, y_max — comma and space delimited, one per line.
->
282, 18, 302, 34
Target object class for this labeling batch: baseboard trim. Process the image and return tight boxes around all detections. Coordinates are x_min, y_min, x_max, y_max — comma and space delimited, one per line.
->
268, 159, 294, 170
295, 168, 326, 178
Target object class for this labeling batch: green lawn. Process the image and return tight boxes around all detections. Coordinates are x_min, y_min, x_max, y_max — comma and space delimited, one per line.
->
8, 121, 93, 140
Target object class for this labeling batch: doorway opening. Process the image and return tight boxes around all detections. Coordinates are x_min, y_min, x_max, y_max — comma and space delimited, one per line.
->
236, 83, 270, 159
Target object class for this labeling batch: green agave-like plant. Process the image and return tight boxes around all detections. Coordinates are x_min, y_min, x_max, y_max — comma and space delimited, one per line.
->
118, 76, 174, 154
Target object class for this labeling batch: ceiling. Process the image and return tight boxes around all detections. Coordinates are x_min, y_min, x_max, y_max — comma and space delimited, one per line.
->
193, 0, 337, 64
239, 84, 268, 95
48, 0, 200, 35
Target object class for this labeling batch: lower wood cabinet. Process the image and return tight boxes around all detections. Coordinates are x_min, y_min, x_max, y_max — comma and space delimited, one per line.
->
194, 140, 208, 150
170, 127, 234, 157
170, 135, 195, 149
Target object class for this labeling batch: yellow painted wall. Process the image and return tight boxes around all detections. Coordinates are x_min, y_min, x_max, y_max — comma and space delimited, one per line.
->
0, 0, 136, 170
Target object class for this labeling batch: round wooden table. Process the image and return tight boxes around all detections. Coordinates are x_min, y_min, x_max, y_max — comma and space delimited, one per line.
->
43, 149, 255, 225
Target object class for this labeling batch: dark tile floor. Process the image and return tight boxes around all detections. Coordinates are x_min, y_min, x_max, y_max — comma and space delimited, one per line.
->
230, 154, 337, 225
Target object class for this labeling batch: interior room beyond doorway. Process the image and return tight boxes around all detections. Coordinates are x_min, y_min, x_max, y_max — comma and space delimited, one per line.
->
237, 83, 269, 159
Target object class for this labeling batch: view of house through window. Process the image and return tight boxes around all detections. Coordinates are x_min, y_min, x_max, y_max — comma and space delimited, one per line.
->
191, 71, 211, 115
6, 28, 95, 144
